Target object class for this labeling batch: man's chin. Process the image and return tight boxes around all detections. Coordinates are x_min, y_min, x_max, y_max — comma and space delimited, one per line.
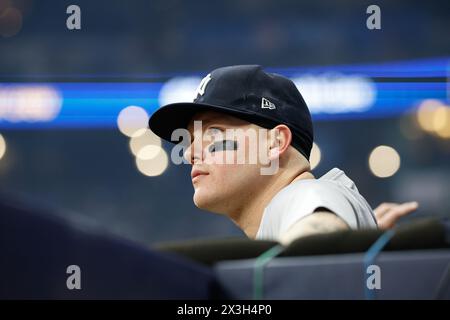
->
193, 193, 223, 213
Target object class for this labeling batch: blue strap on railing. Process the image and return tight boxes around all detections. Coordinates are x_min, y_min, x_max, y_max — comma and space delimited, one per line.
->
363, 229, 396, 300
253, 244, 285, 300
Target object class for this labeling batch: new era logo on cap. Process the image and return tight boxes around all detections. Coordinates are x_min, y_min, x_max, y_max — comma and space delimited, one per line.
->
261, 97, 276, 110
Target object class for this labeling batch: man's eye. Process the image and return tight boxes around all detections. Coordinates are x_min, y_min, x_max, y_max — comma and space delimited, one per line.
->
208, 140, 237, 153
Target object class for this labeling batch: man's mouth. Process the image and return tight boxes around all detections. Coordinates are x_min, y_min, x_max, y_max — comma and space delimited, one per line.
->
191, 169, 209, 182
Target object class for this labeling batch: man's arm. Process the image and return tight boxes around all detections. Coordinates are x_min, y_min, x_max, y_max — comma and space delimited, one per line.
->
278, 201, 419, 245
278, 211, 349, 245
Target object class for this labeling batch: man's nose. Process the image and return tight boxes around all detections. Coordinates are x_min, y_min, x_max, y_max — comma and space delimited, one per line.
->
183, 142, 203, 164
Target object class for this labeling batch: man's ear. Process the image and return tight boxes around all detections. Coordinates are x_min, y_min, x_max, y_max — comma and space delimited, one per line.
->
268, 124, 292, 161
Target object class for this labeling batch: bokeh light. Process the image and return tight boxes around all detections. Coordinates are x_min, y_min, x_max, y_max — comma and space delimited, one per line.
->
136, 145, 162, 160
158, 76, 201, 106
0, 85, 62, 122
0, 133, 6, 160
135, 148, 169, 176
433, 106, 450, 139
309, 142, 321, 170
292, 74, 376, 113
117, 106, 149, 137
416, 99, 442, 132
369, 145, 401, 178
129, 128, 161, 156
416, 100, 450, 139
0, 6, 23, 37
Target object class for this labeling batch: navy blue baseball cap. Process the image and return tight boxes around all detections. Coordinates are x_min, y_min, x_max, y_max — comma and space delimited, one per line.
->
149, 65, 314, 159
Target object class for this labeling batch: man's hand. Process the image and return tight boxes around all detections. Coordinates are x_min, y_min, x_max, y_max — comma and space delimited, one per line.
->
374, 201, 418, 230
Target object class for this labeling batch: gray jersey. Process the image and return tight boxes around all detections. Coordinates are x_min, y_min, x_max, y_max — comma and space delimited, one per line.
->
255, 167, 378, 241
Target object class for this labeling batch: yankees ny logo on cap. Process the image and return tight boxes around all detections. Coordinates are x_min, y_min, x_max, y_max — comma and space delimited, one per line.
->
195, 74, 212, 97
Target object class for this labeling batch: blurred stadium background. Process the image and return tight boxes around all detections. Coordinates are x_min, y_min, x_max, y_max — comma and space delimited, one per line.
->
0, 0, 449, 245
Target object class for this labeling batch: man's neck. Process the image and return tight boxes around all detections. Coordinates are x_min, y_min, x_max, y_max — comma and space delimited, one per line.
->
231, 170, 315, 239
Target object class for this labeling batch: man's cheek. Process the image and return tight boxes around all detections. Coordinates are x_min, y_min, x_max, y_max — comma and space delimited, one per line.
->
216, 164, 241, 181
209, 165, 225, 181
203, 152, 223, 165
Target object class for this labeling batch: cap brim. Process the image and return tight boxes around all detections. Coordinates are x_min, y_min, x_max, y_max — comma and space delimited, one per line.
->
148, 102, 257, 143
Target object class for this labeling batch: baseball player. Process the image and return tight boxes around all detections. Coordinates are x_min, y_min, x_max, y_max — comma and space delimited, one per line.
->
149, 65, 418, 244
